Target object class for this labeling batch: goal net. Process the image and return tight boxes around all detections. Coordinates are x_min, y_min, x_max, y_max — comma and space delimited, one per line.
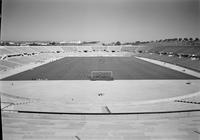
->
90, 71, 113, 81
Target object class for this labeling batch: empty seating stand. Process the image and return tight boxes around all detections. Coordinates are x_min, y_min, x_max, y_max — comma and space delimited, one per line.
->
6, 46, 25, 54
92, 46, 107, 51
8, 57, 38, 65
121, 46, 138, 52
45, 46, 64, 52
107, 46, 121, 52
61, 46, 77, 52
0, 60, 21, 69
18, 47, 37, 54
0, 65, 8, 71
76, 46, 93, 52
30, 46, 50, 53
0, 47, 15, 55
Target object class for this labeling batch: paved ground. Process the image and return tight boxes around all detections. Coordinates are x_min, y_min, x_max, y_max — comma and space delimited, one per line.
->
2, 111, 200, 140
1, 80, 200, 106
2, 57, 198, 80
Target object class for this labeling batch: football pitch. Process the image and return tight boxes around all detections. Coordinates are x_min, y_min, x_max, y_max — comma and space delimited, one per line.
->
2, 56, 197, 80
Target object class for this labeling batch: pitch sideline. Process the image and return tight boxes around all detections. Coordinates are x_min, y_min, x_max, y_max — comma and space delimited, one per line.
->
135, 56, 200, 78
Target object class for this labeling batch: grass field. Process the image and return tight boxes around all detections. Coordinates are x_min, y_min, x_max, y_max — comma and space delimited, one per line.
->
2, 56, 197, 80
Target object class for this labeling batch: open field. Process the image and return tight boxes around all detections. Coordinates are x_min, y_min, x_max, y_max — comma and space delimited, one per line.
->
1, 80, 200, 105
1, 79, 200, 140
2, 56, 198, 80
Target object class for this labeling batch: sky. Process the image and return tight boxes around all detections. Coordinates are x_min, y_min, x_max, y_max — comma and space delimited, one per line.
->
1, 0, 200, 42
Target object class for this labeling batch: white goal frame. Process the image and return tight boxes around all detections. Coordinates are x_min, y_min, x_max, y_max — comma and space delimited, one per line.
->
90, 71, 113, 80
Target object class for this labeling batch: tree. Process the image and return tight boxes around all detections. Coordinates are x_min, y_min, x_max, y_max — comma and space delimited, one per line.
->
50, 42, 56, 45
115, 41, 121, 46
135, 41, 141, 45
194, 38, 199, 41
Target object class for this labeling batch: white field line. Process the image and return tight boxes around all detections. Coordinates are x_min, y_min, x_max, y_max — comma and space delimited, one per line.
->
135, 56, 200, 78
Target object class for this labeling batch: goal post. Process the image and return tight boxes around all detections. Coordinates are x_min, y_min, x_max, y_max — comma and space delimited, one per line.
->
90, 71, 114, 81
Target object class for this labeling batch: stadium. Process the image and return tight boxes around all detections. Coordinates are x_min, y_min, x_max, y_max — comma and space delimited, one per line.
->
1, 41, 200, 140
1, 0, 200, 139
